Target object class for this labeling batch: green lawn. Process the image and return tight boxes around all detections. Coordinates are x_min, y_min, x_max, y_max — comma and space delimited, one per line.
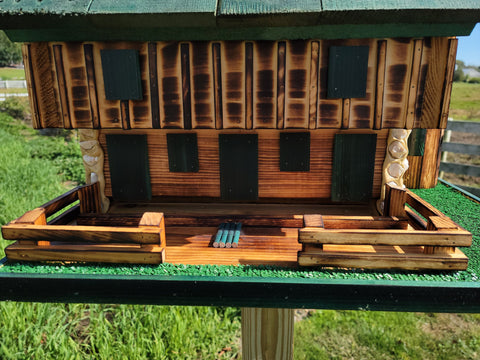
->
449, 82, 480, 122
0, 67, 25, 81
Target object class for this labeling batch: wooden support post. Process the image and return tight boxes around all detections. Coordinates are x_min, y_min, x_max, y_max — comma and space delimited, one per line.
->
384, 184, 407, 218
424, 216, 458, 255
12, 208, 48, 246
241, 308, 294, 360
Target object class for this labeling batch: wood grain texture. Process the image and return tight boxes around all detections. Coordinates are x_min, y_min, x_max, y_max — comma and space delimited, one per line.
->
403, 155, 422, 188
381, 38, 414, 128
190, 41, 215, 129
30, 42, 62, 128
374, 40, 387, 130
83, 44, 100, 128
100, 129, 388, 200
2, 223, 162, 244
299, 227, 471, 246
52, 45, 72, 128
439, 38, 458, 129
92, 42, 121, 128
22, 44, 41, 128
405, 39, 424, 129
284, 40, 310, 128
181, 43, 192, 130
221, 41, 246, 129
419, 129, 442, 188
61, 42, 93, 128
129, 42, 152, 129
158, 42, 184, 128
419, 37, 449, 129
384, 184, 407, 217
413, 37, 431, 128
242, 308, 294, 360
148, 42, 161, 128
253, 41, 277, 129
309, 41, 319, 129
349, 39, 377, 129
298, 245, 468, 270
5, 242, 164, 264
277, 41, 286, 129
317, 40, 342, 128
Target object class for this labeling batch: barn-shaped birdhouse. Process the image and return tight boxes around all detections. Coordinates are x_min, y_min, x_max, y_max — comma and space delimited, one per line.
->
1, 1, 479, 270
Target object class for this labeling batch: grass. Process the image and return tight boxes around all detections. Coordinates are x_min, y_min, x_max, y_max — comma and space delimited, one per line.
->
449, 82, 480, 121
0, 67, 25, 81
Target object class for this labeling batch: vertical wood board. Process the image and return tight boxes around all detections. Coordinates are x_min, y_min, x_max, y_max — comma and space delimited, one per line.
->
253, 41, 278, 129
221, 41, 246, 129
284, 40, 310, 128
189, 41, 215, 129
158, 42, 184, 128
30, 42, 62, 128
382, 39, 414, 128
129, 43, 153, 128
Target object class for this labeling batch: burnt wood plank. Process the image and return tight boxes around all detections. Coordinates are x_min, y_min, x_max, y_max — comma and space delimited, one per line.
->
382, 38, 414, 128
159, 42, 184, 128
419, 37, 449, 129
285, 40, 310, 128
221, 41, 246, 128
309, 41, 319, 129
30, 42, 62, 128
406, 39, 424, 129
317, 40, 342, 128
181, 43, 192, 130
83, 44, 100, 128
212, 42, 223, 129
374, 40, 387, 130
129, 43, 153, 129
92, 42, 121, 128
190, 41, 215, 129
253, 41, 277, 128
22, 44, 41, 128
148, 42, 161, 129
439, 38, 458, 129
52, 44, 72, 128
277, 41, 286, 129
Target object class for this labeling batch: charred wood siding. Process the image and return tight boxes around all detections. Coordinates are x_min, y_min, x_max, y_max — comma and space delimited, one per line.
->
25, 38, 455, 130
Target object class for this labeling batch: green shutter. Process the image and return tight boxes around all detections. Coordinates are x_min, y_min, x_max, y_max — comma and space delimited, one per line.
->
327, 46, 369, 99
106, 134, 151, 201
167, 133, 199, 172
101, 49, 143, 100
280, 132, 310, 171
219, 134, 258, 201
331, 133, 377, 202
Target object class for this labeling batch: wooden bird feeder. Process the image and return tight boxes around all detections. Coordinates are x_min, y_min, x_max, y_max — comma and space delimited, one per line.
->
1, 0, 479, 271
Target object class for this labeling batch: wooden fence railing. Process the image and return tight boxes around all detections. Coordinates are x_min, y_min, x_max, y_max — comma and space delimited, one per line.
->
439, 119, 480, 197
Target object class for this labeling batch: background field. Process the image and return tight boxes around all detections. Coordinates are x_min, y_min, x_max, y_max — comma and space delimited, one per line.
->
0, 72, 479, 359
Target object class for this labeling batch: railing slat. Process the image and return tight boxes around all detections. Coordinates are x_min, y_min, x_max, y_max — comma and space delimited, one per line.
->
440, 162, 480, 177
441, 142, 480, 155
445, 120, 480, 133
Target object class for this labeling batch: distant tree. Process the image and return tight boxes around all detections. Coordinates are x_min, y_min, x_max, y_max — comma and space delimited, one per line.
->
0, 31, 22, 67
453, 60, 466, 82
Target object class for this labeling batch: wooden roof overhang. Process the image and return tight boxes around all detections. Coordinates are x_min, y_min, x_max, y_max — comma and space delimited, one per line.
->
1, 0, 480, 42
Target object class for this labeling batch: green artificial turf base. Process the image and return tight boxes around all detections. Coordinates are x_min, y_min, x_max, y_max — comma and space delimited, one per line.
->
1, 183, 479, 283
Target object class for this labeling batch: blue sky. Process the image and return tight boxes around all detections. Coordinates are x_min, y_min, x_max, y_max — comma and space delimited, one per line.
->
457, 23, 480, 66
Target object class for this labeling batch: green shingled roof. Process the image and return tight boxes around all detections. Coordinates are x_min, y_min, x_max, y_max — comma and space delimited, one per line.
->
0, 0, 479, 41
